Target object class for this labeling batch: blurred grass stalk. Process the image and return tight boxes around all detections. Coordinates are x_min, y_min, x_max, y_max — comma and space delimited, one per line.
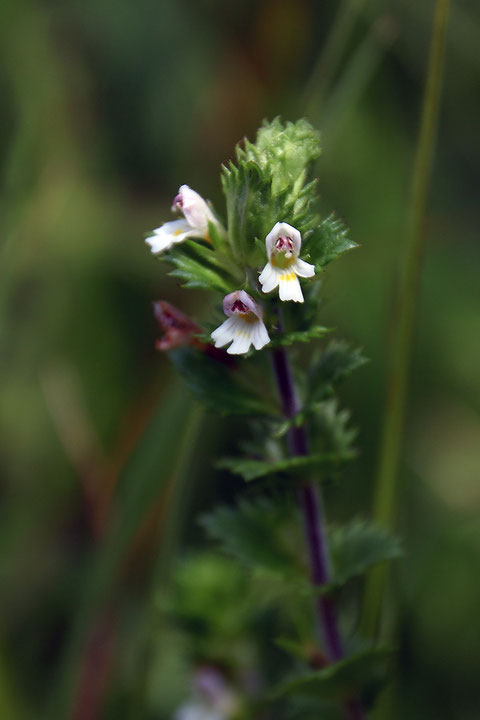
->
302, 0, 368, 112
320, 15, 398, 144
303, 1, 398, 165
47, 381, 199, 720
362, 0, 451, 638
129, 402, 204, 720
0, 642, 25, 720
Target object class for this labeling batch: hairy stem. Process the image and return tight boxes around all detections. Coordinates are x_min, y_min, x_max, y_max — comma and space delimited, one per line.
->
361, 0, 451, 638
271, 341, 365, 720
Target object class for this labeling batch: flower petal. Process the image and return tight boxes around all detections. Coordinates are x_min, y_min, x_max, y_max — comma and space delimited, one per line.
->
259, 262, 281, 293
278, 270, 304, 302
211, 317, 237, 348
227, 325, 254, 355
177, 185, 215, 230
293, 257, 315, 278
252, 319, 270, 350
145, 219, 193, 254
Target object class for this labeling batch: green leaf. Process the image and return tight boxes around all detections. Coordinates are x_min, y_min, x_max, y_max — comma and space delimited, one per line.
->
310, 341, 367, 398
207, 219, 227, 253
309, 400, 357, 457
274, 637, 310, 661
305, 214, 357, 269
168, 553, 255, 642
218, 451, 354, 482
281, 697, 343, 720
200, 498, 301, 578
330, 521, 402, 586
221, 160, 272, 264
245, 118, 322, 196
270, 647, 391, 702
169, 347, 273, 416
221, 120, 323, 263
272, 325, 331, 347
167, 244, 234, 293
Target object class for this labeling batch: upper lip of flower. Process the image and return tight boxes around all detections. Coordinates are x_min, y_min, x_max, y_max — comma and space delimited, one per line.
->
274, 236, 294, 255
223, 289, 262, 319
266, 221, 302, 259
171, 193, 183, 211
172, 184, 215, 231
231, 299, 249, 314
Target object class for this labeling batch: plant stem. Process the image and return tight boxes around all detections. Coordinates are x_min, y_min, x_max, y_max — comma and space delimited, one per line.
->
271, 341, 365, 720
297, 481, 343, 663
361, 0, 451, 638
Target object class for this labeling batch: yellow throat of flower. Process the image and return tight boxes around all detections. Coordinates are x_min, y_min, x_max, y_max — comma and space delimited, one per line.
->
271, 252, 294, 270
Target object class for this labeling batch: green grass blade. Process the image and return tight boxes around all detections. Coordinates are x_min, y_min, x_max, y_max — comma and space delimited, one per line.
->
46, 380, 196, 720
361, 0, 451, 638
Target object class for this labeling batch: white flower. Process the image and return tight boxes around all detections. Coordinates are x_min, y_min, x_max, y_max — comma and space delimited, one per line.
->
258, 221, 315, 302
145, 185, 218, 254
173, 702, 223, 720
173, 667, 237, 720
211, 290, 270, 355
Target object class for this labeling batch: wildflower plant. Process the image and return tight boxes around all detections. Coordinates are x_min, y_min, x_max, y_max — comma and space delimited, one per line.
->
145, 119, 401, 719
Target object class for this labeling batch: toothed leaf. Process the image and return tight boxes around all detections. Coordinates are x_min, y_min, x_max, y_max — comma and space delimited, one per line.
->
169, 347, 273, 416
270, 647, 391, 703
272, 326, 331, 347
168, 244, 234, 293
218, 450, 355, 482
305, 214, 357, 269
310, 341, 368, 399
200, 498, 301, 578
330, 521, 402, 586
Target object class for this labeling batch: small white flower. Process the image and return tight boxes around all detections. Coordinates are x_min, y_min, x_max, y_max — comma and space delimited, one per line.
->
258, 221, 315, 302
173, 702, 223, 720
211, 290, 270, 355
173, 667, 237, 720
145, 185, 218, 254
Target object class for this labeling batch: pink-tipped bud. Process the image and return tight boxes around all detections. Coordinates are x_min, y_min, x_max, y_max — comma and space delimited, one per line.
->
153, 301, 201, 351
153, 301, 235, 365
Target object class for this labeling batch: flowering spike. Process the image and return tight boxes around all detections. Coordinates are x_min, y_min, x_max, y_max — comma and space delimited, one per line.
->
211, 290, 270, 355
258, 221, 315, 302
145, 184, 220, 254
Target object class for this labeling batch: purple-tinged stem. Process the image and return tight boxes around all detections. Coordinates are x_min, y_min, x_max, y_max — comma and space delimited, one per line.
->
271, 343, 366, 720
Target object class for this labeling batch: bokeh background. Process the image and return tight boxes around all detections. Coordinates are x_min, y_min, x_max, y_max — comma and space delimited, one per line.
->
1, 0, 479, 718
